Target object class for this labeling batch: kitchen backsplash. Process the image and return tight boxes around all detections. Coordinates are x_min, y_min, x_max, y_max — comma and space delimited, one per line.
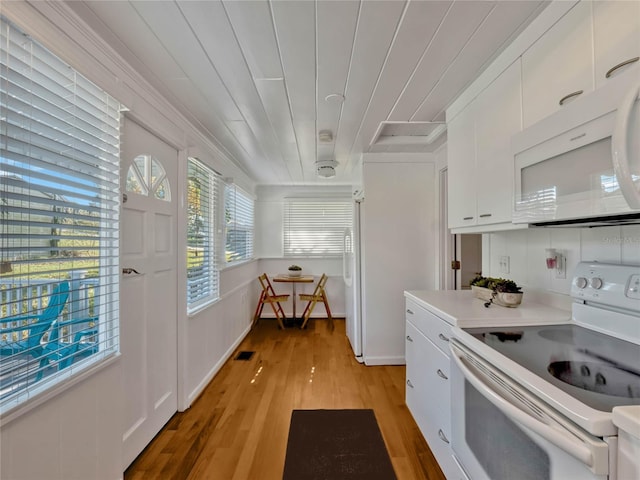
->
483, 224, 640, 297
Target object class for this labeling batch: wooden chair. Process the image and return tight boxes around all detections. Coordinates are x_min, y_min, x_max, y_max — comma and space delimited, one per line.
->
299, 274, 333, 330
253, 273, 290, 329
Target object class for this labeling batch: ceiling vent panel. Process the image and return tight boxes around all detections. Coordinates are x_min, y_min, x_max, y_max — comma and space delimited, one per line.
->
369, 121, 447, 149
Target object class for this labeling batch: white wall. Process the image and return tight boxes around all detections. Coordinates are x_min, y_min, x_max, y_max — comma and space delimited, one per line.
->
184, 260, 260, 406
360, 155, 437, 364
0, 363, 123, 480
483, 225, 640, 306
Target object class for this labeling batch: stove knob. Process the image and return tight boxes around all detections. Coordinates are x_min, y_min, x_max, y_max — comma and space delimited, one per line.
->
575, 277, 588, 289
590, 277, 603, 290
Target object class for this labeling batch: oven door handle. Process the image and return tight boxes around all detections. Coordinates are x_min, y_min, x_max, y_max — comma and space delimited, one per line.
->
451, 343, 606, 472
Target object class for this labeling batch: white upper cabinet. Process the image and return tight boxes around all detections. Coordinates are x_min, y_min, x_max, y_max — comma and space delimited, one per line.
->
447, 101, 477, 229
522, 1, 594, 129
593, 1, 640, 88
446, 1, 639, 233
475, 60, 522, 226
448, 60, 522, 231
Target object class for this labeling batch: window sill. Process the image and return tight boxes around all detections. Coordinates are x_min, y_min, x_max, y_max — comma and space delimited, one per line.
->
187, 296, 221, 317
220, 258, 257, 272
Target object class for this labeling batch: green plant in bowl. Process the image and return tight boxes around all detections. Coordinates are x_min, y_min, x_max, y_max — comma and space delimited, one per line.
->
470, 275, 523, 307
470, 275, 522, 293
288, 264, 302, 277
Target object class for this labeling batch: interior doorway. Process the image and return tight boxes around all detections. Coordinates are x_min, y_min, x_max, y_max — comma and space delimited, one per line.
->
456, 234, 482, 289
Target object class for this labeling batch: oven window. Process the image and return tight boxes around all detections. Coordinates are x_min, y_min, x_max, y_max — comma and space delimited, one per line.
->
466, 380, 551, 480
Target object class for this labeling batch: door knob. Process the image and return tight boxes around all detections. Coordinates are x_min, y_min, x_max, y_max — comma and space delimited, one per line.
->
122, 268, 141, 275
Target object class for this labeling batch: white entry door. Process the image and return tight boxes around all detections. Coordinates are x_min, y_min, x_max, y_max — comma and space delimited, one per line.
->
121, 120, 178, 468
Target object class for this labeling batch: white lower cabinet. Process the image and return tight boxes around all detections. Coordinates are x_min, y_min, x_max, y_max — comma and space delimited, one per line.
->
451, 454, 471, 480
405, 301, 459, 479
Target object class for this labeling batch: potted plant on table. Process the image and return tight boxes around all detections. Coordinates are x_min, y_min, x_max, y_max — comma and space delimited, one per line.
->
288, 264, 302, 277
470, 275, 523, 308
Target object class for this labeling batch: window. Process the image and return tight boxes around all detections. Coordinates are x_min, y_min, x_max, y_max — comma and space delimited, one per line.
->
283, 199, 352, 257
126, 154, 171, 201
0, 17, 120, 413
187, 158, 219, 310
224, 184, 254, 263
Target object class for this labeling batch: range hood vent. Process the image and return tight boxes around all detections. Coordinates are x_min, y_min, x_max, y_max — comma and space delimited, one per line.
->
531, 213, 640, 228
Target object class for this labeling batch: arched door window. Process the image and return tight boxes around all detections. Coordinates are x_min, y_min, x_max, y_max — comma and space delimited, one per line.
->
126, 154, 171, 201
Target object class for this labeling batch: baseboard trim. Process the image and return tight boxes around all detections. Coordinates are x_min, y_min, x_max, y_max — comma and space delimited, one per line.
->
185, 323, 252, 407
364, 355, 406, 366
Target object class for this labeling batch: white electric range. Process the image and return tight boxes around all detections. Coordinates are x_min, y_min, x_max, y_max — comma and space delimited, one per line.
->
450, 262, 640, 480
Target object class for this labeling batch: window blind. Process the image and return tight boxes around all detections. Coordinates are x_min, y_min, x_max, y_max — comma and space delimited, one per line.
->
187, 158, 219, 310
283, 199, 352, 257
224, 184, 254, 263
0, 17, 120, 413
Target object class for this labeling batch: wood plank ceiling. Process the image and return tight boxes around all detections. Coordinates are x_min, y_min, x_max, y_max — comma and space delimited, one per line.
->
66, 0, 548, 185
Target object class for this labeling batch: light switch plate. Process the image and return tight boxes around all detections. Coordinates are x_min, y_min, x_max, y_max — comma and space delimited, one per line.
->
499, 256, 510, 274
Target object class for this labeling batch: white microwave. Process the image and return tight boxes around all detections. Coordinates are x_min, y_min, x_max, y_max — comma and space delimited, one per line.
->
512, 73, 640, 227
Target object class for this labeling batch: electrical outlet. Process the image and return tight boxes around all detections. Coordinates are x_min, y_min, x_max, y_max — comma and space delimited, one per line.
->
499, 256, 510, 274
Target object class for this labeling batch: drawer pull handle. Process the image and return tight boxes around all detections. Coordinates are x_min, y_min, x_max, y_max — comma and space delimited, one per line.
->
406, 309, 414, 315
438, 333, 450, 342
438, 429, 450, 444
406, 379, 414, 388
437, 369, 448, 380
559, 90, 583, 106
606, 57, 639, 78
406, 335, 413, 342
479, 213, 492, 218
463, 216, 474, 221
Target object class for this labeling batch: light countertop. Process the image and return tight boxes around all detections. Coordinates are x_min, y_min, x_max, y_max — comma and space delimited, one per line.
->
405, 290, 571, 328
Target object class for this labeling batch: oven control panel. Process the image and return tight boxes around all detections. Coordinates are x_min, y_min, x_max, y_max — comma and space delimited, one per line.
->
571, 262, 640, 312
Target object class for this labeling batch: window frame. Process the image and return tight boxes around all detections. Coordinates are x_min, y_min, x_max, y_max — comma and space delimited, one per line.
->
224, 183, 254, 265
0, 16, 121, 416
186, 157, 220, 312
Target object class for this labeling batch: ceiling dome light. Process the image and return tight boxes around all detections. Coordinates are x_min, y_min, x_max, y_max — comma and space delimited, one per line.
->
316, 159, 338, 178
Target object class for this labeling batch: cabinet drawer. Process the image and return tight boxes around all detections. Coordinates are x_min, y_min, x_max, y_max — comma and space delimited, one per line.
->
405, 298, 452, 356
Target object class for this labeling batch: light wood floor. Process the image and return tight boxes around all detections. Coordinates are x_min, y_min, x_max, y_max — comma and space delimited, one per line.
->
125, 318, 446, 480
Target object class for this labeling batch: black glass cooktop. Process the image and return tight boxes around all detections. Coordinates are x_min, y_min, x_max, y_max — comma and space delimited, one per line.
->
464, 324, 640, 412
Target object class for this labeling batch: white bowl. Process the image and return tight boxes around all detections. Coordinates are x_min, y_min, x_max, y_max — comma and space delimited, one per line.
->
288, 270, 302, 277
495, 292, 523, 307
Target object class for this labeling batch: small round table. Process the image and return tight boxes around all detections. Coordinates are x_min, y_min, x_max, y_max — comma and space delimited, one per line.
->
273, 275, 314, 324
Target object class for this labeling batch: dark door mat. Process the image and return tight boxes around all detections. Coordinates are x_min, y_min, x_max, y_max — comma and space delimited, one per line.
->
234, 351, 255, 360
283, 409, 397, 480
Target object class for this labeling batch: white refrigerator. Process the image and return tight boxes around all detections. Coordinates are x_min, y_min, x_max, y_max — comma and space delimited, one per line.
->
343, 198, 363, 362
